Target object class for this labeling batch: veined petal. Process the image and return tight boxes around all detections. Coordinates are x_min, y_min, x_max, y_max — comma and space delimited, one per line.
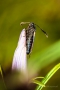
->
12, 29, 27, 74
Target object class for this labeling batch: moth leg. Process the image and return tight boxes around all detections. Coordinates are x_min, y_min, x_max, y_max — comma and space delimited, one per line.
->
27, 54, 31, 58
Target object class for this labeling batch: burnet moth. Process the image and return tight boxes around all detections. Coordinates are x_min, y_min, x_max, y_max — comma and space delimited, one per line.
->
20, 22, 48, 55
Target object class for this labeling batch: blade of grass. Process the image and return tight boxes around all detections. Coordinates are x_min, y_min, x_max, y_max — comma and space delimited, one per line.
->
32, 79, 45, 87
0, 66, 7, 89
31, 77, 44, 87
32, 77, 44, 80
36, 63, 60, 90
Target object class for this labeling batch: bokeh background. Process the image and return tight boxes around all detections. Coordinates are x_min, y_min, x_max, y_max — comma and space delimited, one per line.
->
0, 0, 60, 90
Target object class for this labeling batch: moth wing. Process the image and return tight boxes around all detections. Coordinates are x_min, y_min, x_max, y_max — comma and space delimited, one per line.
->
30, 32, 35, 54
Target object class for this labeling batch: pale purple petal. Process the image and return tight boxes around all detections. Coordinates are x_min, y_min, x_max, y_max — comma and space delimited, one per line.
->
12, 29, 27, 74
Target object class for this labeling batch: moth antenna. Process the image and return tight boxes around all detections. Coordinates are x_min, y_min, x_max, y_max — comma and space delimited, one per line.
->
35, 24, 48, 38
20, 22, 30, 25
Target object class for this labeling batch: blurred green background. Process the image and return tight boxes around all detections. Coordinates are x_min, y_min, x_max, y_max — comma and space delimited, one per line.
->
0, 0, 60, 90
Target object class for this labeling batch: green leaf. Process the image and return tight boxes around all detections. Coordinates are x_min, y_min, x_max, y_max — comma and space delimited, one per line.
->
32, 79, 45, 87
0, 65, 6, 89
0, 65, 3, 78
32, 77, 44, 80
36, 63, 60, 90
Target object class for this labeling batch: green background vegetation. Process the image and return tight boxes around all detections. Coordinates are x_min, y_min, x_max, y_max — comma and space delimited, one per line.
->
0, 0, 60, 90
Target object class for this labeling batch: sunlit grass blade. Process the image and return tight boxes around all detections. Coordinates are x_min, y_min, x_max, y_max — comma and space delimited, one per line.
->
32, 79, 45, 87
32, 77, 44, 80
28, 41, 60, 76
31, 77, 44, 87
36, 63, 60, 90
0, 66, 6, 89
0, 66, 3, 78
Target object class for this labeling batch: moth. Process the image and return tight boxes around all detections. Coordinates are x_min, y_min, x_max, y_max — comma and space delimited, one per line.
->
20, 22, 48, 55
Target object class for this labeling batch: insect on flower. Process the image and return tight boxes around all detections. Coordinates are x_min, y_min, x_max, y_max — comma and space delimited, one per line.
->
20, 22, 48, 55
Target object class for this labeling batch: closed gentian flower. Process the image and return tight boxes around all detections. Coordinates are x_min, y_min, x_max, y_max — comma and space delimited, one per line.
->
12, 29, 27, 74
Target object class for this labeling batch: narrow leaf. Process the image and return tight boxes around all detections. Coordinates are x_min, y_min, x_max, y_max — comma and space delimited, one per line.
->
32, 80, 45, 87
36, 63, 60, 90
